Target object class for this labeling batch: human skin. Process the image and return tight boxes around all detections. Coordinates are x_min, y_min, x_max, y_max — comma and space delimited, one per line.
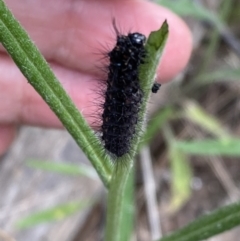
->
0, 0, 192, 155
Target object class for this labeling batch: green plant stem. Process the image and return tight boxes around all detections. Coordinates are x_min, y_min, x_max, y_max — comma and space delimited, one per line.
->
119, 167, 135, 241
0, 0, 112, 187
105, 21, 169, 241
105, 161, 134, 241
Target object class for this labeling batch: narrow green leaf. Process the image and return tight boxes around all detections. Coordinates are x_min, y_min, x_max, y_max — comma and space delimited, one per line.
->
26, 160, 98, 179
197, 68, 240, 84
183, 101, 229, 138
0, 0, 112, 188
139, 20, 169, 95
174, 138, 240, 156
105, 21, 169, 241
137, 19, 169, 153
121, 19, 169, 164
169, 148, 192, 213
163, 125, 192, 212
16, 201, 89, 229
159, 202, 240, 241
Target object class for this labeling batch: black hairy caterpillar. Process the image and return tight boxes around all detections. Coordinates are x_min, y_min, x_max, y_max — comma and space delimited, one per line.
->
100, 27, 147, 157
97, 22, 162, 158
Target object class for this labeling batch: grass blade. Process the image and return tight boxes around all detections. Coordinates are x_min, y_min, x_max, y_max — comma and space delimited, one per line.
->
174, 138, 240, 157
26, 160, 98, 179
183, 101, 229, 138
197, 68, 240, 84
169, 148, 192, 213
16, 201, 89, 229
159, 202, 240, 241
163, 125, 192, 213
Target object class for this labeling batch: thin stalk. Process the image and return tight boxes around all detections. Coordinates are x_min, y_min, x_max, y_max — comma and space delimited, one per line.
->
0, 0, 112, 187
105, 161, 134, 241
105, 21, 169, 241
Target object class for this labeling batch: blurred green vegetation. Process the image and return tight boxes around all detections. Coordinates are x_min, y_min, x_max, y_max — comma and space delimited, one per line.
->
17, 201, 91, 229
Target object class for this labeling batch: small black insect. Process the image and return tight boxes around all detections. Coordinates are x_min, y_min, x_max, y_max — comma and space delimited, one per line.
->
101, 30, 147, 157
151, 82, 161, 93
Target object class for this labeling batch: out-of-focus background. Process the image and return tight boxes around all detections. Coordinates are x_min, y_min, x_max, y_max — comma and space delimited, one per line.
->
1, 0, 240, 240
